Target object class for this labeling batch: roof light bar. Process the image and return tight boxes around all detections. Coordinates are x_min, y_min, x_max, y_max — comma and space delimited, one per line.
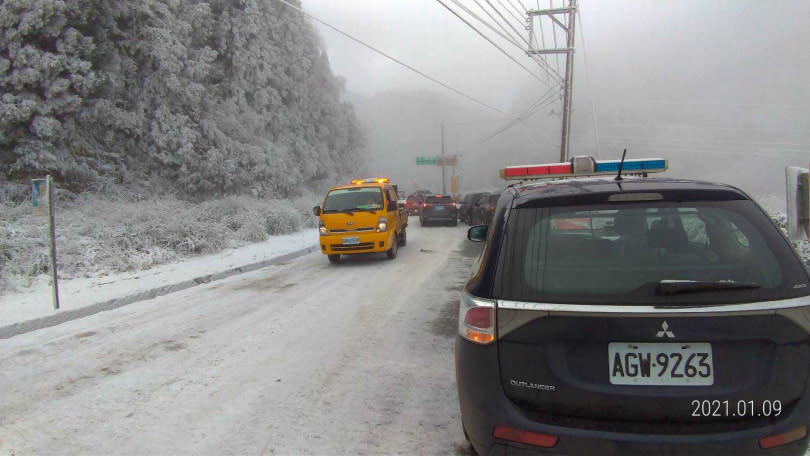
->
351, 177, 390, 184
499, 156, 667, 181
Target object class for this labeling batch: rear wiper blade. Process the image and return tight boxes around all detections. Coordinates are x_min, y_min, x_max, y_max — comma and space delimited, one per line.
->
657, 280, 761, 296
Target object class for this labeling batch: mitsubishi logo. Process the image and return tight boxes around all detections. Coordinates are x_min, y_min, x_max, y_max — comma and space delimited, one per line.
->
656, 321, 675, 338
347, 221, 354, 226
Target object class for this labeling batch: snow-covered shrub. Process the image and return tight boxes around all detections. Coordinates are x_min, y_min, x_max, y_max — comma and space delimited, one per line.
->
0, 192, 306, 293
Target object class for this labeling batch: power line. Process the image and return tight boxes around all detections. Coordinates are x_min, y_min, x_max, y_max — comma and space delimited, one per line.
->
434, 0, 551, 85
450, 0, 522, 48
469, 86, 562, 145
532, 1, 556, 78
477, 0, 562, 82
576, 6, 601, 157
495, 0, 527, 25
505, 0, 528, 17
550, 0, 563, 75
482, 92, 558, 140
470, 0, 524, 46
270, 0, 506, 114
458, 0, 562, 84
483, 0, 530, 47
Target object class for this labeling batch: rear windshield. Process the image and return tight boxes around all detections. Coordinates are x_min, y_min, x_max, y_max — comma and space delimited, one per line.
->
477, 194, 494, 204
464, 193, 484, 203
323, 187, 383, 212
426, 195, 452, 203
493, 200, 810, 305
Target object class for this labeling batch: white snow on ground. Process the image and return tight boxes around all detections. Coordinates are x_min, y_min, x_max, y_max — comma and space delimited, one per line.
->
0, 229, 317, 328
0, 224, 477, 455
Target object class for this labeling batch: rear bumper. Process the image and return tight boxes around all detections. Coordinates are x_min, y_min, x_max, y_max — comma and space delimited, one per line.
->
455, 337, 810, 456
319, 230, 394, 255
422, 210, 458, 221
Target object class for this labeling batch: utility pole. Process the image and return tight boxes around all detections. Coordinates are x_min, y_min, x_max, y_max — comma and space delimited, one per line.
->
527, 0, 578, 162
441, 121, 446, 194
559, 0, 576, 162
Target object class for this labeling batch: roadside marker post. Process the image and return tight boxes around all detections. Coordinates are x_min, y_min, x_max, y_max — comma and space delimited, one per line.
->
31, 176, 60, 310
786, 166, 810, 241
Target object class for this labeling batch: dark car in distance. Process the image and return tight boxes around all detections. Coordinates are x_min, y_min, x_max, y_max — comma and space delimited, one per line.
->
470, 192, 499, 226
459, 192, 488, 225
419, 194, 458, 226
457, 177, 810, 456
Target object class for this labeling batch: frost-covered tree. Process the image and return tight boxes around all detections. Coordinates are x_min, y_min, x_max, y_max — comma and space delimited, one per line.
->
0, 0, 104, 185
0, 0, 364, 197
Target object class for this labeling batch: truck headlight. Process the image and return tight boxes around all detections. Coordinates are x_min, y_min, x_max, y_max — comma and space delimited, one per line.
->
319, 221, 327, 235
377, 217, 388, 232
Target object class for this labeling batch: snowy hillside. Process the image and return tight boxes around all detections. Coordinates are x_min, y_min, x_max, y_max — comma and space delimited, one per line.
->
0, 0, 364, 197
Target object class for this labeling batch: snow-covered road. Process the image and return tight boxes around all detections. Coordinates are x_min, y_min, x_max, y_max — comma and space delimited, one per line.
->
0, 223, 480, 455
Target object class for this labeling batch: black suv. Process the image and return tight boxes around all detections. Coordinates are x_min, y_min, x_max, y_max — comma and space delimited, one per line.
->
459, 192, 488, 225
470, 193, 499, 226
420, 194, 458, 226
457, 177, 810, 455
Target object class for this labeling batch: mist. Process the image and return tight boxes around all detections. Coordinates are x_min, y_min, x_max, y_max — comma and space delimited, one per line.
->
308, 0, 809, 211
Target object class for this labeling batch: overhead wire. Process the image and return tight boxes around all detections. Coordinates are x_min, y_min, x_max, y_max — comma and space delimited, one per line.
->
484, 0, 529, 45
549, 0, 562, 75
449, 0, 523, 48
533, 1, 560, 81
483, 0, 564, 83
271, 0, 507, 114
475, 96, 557, 143
434, 0, 552, 85
504, 0, 528, 18
467, 85, 562, 145
576, 4, 601, 157
465, 0, 524, 49
447, 0, 561, 85
495, 0, 527, 25
444, 0, 561, 86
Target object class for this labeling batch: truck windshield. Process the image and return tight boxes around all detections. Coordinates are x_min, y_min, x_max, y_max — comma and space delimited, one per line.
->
323, 187, 384, 212
493, 200, 810, 305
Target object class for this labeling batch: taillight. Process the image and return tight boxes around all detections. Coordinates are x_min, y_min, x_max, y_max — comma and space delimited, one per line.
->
459, 291, 495, 344
759, 426, 807, 449
452, 202, 457, 208
493, 426, 558, 448
422, 203, 428, 208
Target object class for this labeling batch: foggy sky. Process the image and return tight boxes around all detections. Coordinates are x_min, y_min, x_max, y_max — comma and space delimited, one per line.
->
298, 0, 810, 208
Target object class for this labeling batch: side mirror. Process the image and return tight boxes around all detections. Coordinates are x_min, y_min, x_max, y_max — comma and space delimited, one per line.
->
467, 225, 488, 242
313, 206, 321, 216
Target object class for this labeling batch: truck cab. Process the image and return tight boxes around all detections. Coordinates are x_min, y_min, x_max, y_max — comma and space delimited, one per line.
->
313, 178, 408, 263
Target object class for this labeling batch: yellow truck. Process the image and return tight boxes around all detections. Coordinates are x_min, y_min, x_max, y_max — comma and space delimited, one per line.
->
313, 178, 408, 263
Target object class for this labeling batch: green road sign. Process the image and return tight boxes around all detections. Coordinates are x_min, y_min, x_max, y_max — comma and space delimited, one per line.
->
416, 157, 437, 166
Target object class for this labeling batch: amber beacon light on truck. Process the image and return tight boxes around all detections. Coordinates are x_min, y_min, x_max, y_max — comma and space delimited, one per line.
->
351, 177, 390, 185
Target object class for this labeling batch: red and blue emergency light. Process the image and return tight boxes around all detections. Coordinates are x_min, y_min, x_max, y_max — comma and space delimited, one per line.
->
499, 156, 667, 181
